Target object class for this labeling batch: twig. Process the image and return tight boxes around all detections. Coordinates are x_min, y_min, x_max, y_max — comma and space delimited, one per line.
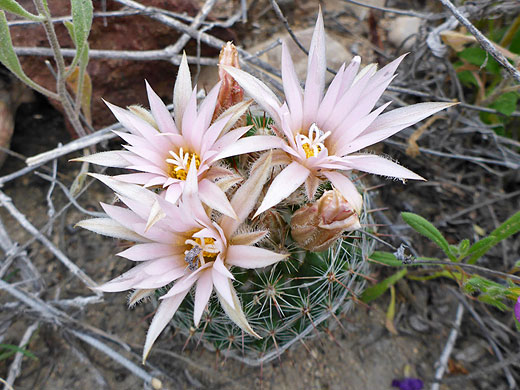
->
342, 0, 435, 19
4, 322, 40, 390
69, 330, 163, 389
403, 259, 520, 283
14, 46, 218, 66
168, 0, 217, 55
0, 191, 100, 291
450, 289, 517, 389
269, 0, 309, 56
438, 0, 520, 83
431, 302, 464, 390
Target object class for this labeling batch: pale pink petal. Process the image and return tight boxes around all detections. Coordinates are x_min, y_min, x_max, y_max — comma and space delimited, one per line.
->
337, 56, 361, 96
197, 81, 221, 132
226, 245, 286, 269
281, 41, 303, 131
164, 183, 182, 204
334, 75, 397, 135
332, 102, 391, 155
181, 86, 199, 148
146, 80, 179, 134
123, 145, 166, 167
200, 114, 231, 156
212, 266, 234, 308
117, 243, 180, 261
173, 52, 192, 128
211, 126, 252, 153
115, 173, 160, 185
220, 151, 273, 238
316, 63, 345, 125
199, 179, 237, 219
216, 281, 260, 339
253, 161, 310, 218
161, 270, 202, 299
72, 151, 132, 168
76, 218, 148, 243
182, 157, 212, 225
304, 174, 320, 200
323, 171, 363, 214
142, 290, 190, 363
193, 270, 213, 326
362, 102, 456, 138
215, 99, 252, 135
95, 262, 149, 292
230, 230, 268, 246
91, 173, 157, 207
134, 267, 186, 289
322, 65, 374, 132
100, 203, 143, 226
342, 154, 425, 180
215, 135, 284, 160
221, 65, 282, 125
302, 9, 326, 129
345, 102, 456, 154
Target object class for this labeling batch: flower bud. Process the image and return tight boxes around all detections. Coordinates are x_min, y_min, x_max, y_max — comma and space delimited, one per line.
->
213, 42, 244, 121
290, 189, 361, 252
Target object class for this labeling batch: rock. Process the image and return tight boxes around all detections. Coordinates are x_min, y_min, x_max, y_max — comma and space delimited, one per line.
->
387, 16, 422, 50
344, 0, 385, 21
0, 68, 34, 167
249, 27, 352, 83
8, 0, 235, 131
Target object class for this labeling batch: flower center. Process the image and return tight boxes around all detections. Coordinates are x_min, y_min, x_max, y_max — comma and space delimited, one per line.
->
184, 237, 219, 271
166, 147, 201, 180
297, 123, 330, 159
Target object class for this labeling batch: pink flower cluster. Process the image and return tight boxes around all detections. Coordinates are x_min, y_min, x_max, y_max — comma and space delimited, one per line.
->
77, 10, 453, 362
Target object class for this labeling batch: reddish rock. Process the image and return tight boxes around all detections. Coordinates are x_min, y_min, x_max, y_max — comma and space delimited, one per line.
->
8, 1, 234, 132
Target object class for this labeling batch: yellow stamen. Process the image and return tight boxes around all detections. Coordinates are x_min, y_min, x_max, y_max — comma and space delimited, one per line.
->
302, 143, 322, 158
166, 150, 201, 180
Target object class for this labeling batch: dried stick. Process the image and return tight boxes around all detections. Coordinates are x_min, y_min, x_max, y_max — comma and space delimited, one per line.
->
4, 322, 40, 390
0, 191, 100, 291
342, 0, 435, 19
14, 46, 217, 66
70, 330, 163, 389
438, 0, 520, 83
431, 302, 464, 390
168, 0, 217, 55
450, 289, 517, 389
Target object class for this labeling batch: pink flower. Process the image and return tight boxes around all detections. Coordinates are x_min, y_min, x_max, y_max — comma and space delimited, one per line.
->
515, 296, 520, 323
77, 53, 283, 219
222, 10, 455, 216
77, 152, 285, 362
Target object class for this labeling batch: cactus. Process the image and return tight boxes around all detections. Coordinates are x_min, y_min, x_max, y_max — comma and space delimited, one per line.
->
167, 186, 374, 366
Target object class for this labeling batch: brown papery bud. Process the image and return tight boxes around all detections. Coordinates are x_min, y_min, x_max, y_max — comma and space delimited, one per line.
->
213, 42, 244, 122
290, 189, 361, 252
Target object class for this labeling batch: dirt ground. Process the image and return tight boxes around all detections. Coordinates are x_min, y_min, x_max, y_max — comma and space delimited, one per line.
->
1, 0, 519, 389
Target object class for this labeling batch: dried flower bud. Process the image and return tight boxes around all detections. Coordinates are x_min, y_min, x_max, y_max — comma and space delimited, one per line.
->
213, 42, 244, 121
290, 189, 361, 252
259, 209, 288, 247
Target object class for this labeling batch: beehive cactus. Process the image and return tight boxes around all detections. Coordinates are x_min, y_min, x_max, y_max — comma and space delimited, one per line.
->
169, 186, 374, 365
76, 9, 453, 365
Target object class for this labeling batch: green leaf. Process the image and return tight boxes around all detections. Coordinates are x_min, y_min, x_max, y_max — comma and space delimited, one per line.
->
458, 239, 470, 256
477, 295, 508, 311
490, 92, 519, 116
64, 20, 75, 42
70, 0, 92, 49
0, 0, 43, 21
0, 11, 31, 82
458, 47, 501, 74
368, 251, 403, 267
401, 212, 456, 261
361, 269, 407, 303
0, 343, 37, 361
467, 211, 520, 264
